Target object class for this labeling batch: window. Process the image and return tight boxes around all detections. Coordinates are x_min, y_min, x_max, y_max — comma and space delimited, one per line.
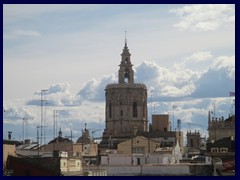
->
137, 158, 140, 165
133, 102, 138, 117
124, 68, 129, 83
211, 148, 219, 153
109, 103, 112, 118
190, 139, 193, 147
133, 147, 145, 154
220, 148, 228, 153
120, 110, 123, 116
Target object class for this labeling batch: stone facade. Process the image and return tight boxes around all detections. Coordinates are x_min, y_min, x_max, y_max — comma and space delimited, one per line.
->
102, 40, 148, 143
208, 111, 235, 142
187, 130, 201, 148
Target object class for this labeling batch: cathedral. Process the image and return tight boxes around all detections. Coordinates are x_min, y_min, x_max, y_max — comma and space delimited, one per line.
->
101, 39, 148, 147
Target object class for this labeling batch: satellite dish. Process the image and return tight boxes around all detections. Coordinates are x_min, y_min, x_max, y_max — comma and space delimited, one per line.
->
211, 140, 215, 143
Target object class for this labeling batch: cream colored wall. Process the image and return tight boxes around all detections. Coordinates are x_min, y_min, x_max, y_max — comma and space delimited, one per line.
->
117, 136, 159, 154
73, 143, 98, 157
3, 144, 16, 165
60, 158, 82, 173
42, 143, 98, 157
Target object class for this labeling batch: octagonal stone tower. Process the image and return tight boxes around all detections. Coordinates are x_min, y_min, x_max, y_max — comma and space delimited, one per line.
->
102, 39, 148, 145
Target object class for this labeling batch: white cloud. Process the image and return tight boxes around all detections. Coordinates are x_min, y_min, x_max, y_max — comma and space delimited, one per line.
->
212, 55, 235, 80
3, 105, 34, 121
160, 84, 196, 97
151, 97, 232, 136
191, 55, 235, 98
170, 4, 235, 31
76, 74, 117, 102
26, 82, 76, 106
174, 51, 213, 73
14, 30, 41, 37
75, 53, 234, 101
135, 61, 197, 97
4, 29, 41, 40
184, 51, 213, 63
24, 52, 234, 108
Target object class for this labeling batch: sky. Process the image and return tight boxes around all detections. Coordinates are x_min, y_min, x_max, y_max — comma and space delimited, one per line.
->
3, 4, 235, 144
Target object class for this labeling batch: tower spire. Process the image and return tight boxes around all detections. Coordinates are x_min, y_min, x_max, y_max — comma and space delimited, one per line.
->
125, 30, 127, 47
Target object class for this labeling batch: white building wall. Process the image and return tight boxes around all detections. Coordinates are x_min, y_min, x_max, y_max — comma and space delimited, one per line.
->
101, 153, 183, 166
68, 159, 82, 172
107, 164, 190, 176
60, 159, 68, 172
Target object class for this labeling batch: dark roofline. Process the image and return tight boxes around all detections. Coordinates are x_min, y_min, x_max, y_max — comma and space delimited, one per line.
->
225, 115, 235, 122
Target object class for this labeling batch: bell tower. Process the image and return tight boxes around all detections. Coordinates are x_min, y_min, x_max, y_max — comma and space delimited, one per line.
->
102, 35, 148, 148
118, 38, 134, 84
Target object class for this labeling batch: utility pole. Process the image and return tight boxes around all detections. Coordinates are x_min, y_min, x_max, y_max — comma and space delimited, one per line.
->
150, 90, 153, 126
37, 126, 40, 157
22, 116, 29, 143
22, 118, 25, 142
44, 107, 47, 145
41, 89, 48, 146
53, 110, 59, 139
213, 103, 216, 120
53, 110, 55, 139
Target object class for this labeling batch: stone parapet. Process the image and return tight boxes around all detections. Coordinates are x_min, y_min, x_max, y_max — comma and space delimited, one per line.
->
106, 83, 147, 90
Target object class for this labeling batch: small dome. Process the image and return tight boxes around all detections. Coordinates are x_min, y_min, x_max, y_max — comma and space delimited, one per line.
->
76, 129, 93, 144
48, 128, 73, 144
48, 136, 73, 144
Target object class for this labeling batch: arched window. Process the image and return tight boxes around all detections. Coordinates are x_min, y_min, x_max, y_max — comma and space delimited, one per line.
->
125, 58, 128, 64
124, 68, 129, 83
109, 103, 112, 118
133, 102, 137, 117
